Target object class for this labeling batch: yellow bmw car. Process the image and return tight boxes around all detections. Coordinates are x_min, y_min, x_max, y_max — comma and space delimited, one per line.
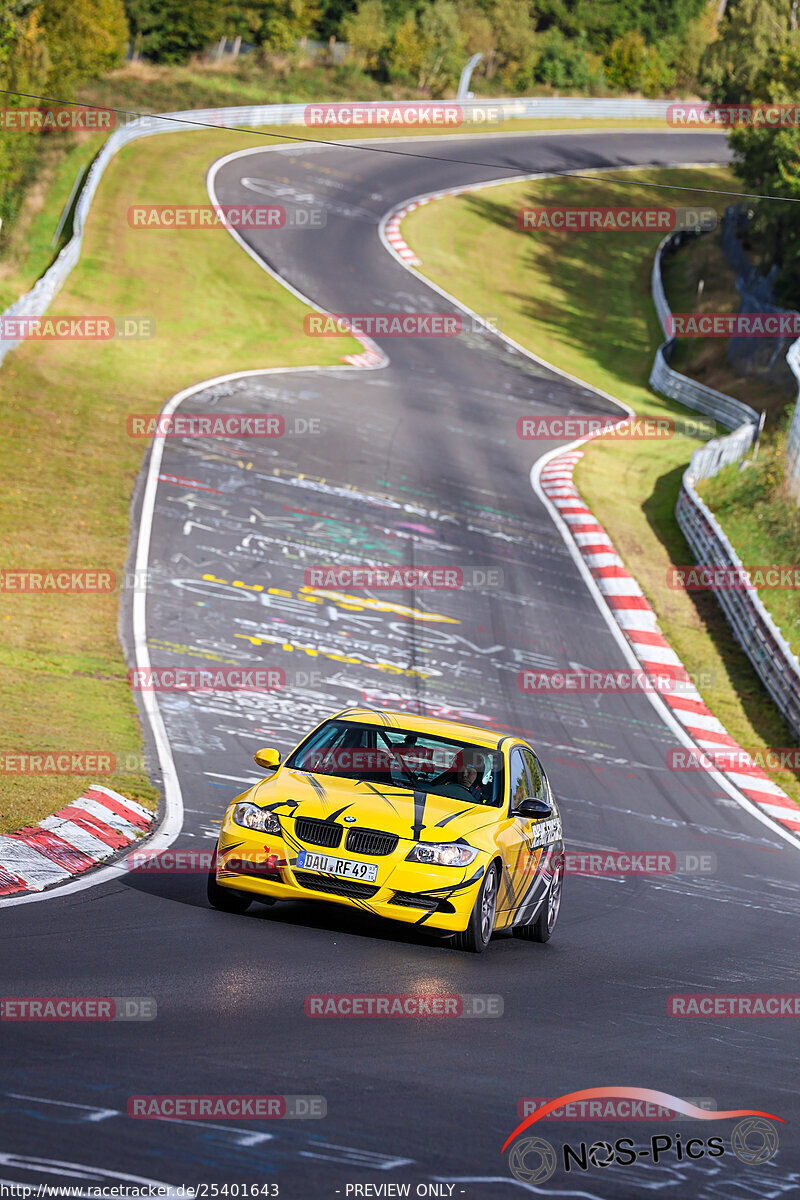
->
207, 708, 564, 952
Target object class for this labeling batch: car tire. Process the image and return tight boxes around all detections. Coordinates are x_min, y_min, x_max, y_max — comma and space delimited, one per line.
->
452, 863, 498, 953
207, 867, 252, 914
513, 856, 563, 943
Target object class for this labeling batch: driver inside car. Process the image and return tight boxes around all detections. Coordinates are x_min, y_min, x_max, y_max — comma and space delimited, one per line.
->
453, 749, 489, 800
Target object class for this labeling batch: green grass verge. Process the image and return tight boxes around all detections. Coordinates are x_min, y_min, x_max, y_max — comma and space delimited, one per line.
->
698, 435, 800, 660
0, 127, 360, 835
0, 132, 109, 312
403, 168, 800, 808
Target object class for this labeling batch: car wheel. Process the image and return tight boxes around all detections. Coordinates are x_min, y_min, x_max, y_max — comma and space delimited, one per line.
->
452, 863, 498, 953
207, 867, 252, 914
514, 857, 563, 943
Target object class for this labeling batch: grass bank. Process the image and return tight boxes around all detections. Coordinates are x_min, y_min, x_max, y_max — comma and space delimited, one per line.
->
0, 127, 359, 834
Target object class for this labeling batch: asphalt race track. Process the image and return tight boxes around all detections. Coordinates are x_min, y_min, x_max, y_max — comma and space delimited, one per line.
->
2, 131, 799, 1198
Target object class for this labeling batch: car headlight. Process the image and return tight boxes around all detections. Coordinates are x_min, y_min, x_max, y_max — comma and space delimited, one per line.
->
406, 842, 478, 867
232, 802, 281, 834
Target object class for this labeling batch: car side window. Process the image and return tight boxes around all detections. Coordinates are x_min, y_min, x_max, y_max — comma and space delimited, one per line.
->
521, 748, 548, 803
508, 748, 528, 813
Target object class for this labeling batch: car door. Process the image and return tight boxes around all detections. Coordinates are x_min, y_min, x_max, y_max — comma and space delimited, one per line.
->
494, 745, 540, 921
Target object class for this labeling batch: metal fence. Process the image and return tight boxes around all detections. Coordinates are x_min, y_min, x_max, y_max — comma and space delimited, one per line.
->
650, 231, 800, 738
649, 230, 762, 438
675, 485, 800, 738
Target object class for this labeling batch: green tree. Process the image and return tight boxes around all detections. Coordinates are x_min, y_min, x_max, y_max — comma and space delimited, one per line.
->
670, 5, 717, 93
640, 44, 675, 96
534, 28, 605, 91
0, 2, 50, 230
488, 0, 537, 87
1, 1, 49, 93
40, 0, 128, 93
123, 0, 222, 63
390, 0, 465, 93
341, 0, 388, 69
389, 11, 426, 84
536, 0, 708, 52
418, 0, 466, 93
728, 36, 800, 303
460, 2, 495, 62
254, 0, 319, 52
701, 0, 794, 104
604, 29, 646, 90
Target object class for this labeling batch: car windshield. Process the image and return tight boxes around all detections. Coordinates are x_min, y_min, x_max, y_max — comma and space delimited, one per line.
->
286, 719, 504, 807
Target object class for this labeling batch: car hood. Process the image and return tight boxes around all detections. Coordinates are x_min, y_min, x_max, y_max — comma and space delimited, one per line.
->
252, 768, 499, 842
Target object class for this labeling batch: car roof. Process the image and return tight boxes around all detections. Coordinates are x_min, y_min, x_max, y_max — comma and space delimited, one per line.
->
330, 707, 506, 750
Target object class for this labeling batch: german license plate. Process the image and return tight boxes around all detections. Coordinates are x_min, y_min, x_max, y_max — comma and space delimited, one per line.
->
296, 850, 378, 883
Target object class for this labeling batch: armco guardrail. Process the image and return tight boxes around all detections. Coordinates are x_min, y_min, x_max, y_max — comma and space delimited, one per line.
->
649, 346, 762, 433
649, 232, 800, 738
0, 96, 674, 364
649, 232, 762, 437
675, 484, 800, 738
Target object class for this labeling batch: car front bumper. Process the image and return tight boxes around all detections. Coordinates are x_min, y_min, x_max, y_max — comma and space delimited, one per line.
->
214, 820, 484, 931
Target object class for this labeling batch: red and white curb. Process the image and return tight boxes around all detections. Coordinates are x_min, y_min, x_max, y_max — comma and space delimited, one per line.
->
541, 451, 800, 835
0, 785, 154, 896
384, 187, 484, 266
384, 202, 424, 265
343, 345, 386, 368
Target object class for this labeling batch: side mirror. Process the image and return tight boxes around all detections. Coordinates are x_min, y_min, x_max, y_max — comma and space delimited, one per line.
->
513, 796, 552, 820
254, 747, 281, 771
